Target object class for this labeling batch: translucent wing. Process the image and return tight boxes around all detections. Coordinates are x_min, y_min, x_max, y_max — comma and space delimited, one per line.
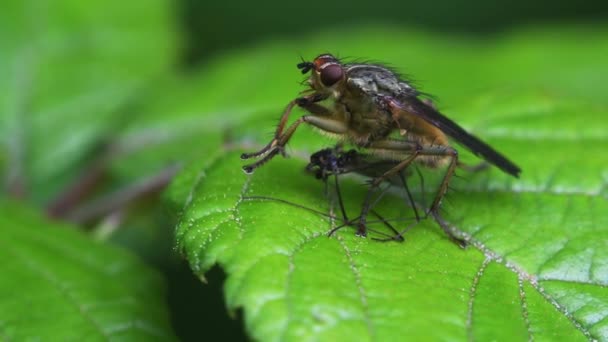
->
393, 96, 521, 177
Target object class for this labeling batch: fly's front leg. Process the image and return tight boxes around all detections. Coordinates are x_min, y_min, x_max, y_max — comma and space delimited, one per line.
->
241, 94, 327, 160
242, 112, 349, 173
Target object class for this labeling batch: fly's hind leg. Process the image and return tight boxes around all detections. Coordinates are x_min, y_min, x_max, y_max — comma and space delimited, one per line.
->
457, 161, 490, 173
356, 139, 466, 246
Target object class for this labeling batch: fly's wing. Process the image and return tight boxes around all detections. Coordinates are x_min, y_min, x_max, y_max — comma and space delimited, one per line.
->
394, 96, 521, 177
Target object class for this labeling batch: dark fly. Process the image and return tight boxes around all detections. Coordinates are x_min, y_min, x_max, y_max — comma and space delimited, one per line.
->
241, 53, 521, 239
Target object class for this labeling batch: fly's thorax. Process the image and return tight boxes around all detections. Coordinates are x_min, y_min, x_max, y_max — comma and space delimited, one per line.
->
345, 64, 417, 98
336, 64, 418, 143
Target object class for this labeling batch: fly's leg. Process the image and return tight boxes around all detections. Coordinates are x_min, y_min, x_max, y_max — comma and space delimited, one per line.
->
241, 94, 330, 162
375, 169, 421, 242
396, 169, 420, 222
356, 139, 466, 246
431, 211, 468, 248
240, 100, 297, 160
369, 209, 404, 242
242, 115, 348, 173
354, 139, 419, 237
457, 161, 490, 173
326, 174, 403, 240
241, 94, 326, 159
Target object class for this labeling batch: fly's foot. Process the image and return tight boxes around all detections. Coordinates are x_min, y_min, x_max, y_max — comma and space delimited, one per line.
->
241, 139, 278, 160
277, 145, 288, 158
356, 222, 368, 237
241, 144, 286, 174
430, 210, 469, 249
452, 236, 469, 249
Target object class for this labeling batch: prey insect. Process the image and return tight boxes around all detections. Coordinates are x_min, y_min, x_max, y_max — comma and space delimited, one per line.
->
244, 158, 415, 241
242, 53, 521, 239
306, 146, 468, 246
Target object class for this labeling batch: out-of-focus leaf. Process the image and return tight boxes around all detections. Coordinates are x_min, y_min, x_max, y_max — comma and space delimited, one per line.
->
161, 26, 607, 341
0, 0, 176, 202
0, 201, 176, 340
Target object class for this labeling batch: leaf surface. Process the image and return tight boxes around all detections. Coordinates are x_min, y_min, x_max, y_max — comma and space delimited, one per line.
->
0, 201, 176, 340
164, 27, 608, 341
0, 0, 175, 201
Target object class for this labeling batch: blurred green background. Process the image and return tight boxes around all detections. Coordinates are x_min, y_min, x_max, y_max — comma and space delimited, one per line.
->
2, 0, 607, 341
182, 0, 608, 66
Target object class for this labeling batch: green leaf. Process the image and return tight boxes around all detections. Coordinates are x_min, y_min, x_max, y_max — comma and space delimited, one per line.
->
165, 26, 608, 341
0, 0, 176, 202
0, 201, 176, 340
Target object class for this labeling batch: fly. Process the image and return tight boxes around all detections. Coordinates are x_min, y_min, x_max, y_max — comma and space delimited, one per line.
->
241, 53, 521, 240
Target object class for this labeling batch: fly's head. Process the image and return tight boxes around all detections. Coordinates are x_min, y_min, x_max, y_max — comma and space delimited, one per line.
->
297, 54, 345, 96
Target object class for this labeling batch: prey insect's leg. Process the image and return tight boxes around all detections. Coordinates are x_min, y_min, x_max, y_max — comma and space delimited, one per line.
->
457, 161, 490, 173
414, 165, 427, 210
357, 139, 463, 244
243, 195, 406, 240
369, 209, 404, 242
374, 169, 431, 242
354, 140, 419, 237
378, 156, 465, 246
241, 94, 327, 160
369, 169, 421, 242
242, 115, 348, 173
326, 176, 404, 240
367, 139, 458, 212
397, 167, 421, 222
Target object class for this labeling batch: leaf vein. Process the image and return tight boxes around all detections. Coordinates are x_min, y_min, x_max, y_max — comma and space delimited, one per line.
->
536, 239, 570, 276
335, 235, 375, 340
534, 284, 594, 339
279, 232, 324, 340
518, 276, 534, 342
467, 257, 491, 341
0, 239, 109, 340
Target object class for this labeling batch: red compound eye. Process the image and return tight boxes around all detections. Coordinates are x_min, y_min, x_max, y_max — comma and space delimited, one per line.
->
320, 64, 343, 86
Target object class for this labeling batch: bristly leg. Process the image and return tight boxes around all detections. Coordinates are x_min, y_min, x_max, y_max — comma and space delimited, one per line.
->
240, 99, 299, 161
325, 165, 406, 240
241, 93, 330, 172
355, 141, 466, 246
431, 211, 468, 248
242, 148, 282, 174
